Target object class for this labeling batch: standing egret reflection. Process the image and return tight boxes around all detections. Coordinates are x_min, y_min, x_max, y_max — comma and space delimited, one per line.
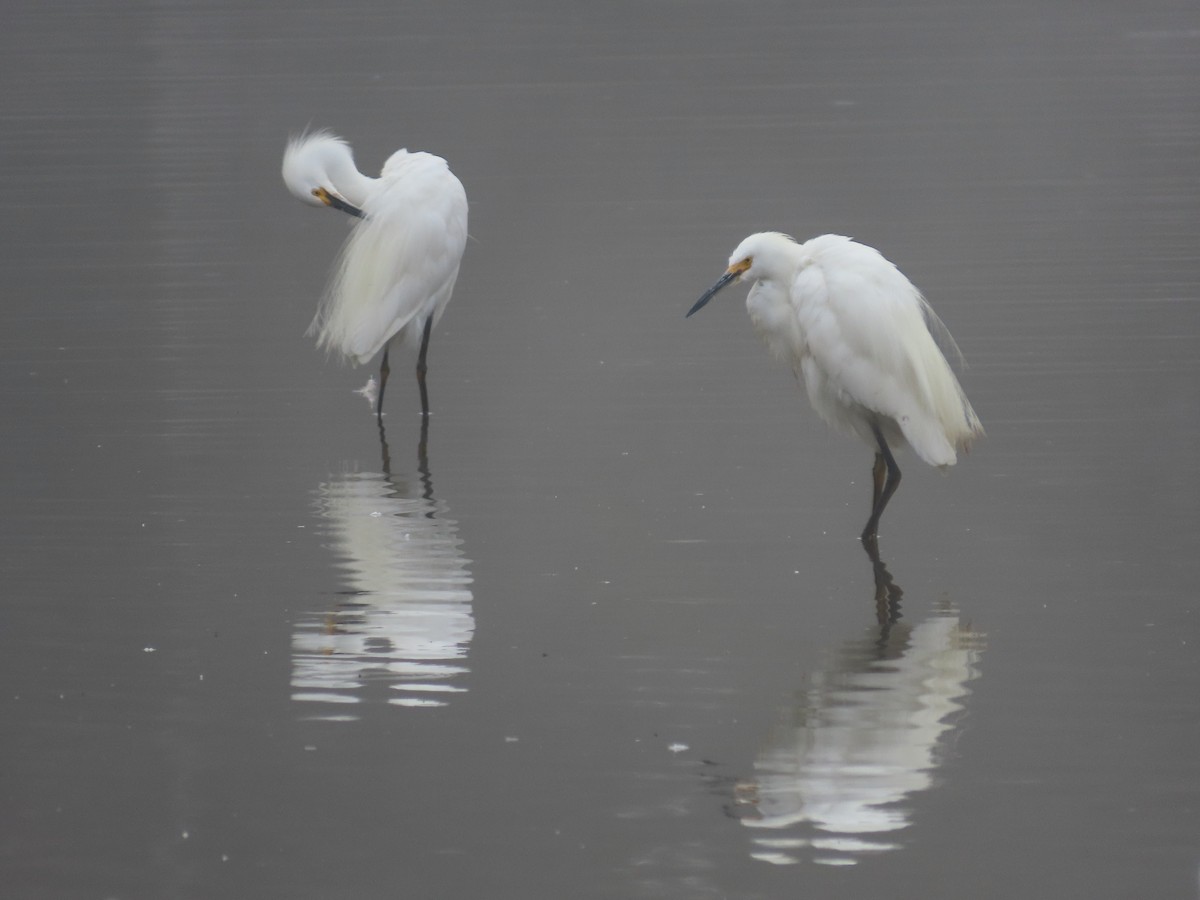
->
734, 605, 985, 866
282, 130, 468, 420
687, 233, 983, 540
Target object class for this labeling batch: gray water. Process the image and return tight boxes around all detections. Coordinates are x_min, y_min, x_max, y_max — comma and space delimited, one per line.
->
3, 1, 1199, 898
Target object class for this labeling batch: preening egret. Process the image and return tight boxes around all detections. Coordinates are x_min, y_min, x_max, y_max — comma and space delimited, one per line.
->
282, 130, 468, 420
687, 232, 983, 541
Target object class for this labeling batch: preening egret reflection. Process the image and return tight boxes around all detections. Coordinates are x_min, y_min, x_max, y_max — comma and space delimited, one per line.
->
687, 233, 983, 541
283, 130, 468, 420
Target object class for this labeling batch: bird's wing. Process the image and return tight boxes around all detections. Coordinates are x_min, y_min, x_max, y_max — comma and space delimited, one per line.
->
311, 159, 468, 364
793, 245, 979, 464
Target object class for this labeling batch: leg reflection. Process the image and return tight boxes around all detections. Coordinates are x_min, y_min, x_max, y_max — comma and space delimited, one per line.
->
376, 410, 432, 504
862, 534, 903, 629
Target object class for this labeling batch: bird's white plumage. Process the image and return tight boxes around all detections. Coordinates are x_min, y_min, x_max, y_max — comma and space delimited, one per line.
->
315, 151, 467, 363
282, 131, 468, 366
710, 232, 982, 467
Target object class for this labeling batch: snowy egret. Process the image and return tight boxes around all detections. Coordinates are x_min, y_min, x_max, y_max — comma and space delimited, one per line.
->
687, 232, 983, 541
282, 130, 468, 420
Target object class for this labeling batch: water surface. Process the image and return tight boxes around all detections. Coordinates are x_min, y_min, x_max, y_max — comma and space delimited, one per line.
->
2, 2, 1198, 898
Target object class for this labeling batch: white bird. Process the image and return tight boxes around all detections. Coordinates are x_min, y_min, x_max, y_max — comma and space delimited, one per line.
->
282, 130, 468, 420
687, 232, 983, 541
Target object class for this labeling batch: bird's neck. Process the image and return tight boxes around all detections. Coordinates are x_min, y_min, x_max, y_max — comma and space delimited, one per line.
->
327, 156, 376, 208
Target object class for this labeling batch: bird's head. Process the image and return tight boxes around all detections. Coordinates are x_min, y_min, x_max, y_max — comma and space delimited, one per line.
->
282, 131, 366, 218
686, 232, 796, 317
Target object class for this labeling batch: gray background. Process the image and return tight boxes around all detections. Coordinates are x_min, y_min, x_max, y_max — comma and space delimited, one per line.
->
2, 1, 1198, 897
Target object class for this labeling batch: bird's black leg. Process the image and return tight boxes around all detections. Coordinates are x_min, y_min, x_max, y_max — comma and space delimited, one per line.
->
862, 423, 902, 542
416, 316, 433, 417
870, 451, 887, 514
376, 343, 391, 424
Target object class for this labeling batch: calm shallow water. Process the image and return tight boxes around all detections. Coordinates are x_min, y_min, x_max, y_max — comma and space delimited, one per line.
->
2, 1, 1199, 897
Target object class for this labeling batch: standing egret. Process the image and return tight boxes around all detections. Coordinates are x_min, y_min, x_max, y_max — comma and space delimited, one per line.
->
687, 232, 982, 541
282, 130, 468, 421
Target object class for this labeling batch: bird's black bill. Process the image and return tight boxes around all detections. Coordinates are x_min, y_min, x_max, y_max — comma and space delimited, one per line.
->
326, 194, 366, 219
686, 270, 737, 317
313, 186, 366, 219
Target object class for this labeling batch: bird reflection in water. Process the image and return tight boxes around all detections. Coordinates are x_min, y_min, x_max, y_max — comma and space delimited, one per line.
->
291, 419, 474, 717
730, 541, 984, 866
